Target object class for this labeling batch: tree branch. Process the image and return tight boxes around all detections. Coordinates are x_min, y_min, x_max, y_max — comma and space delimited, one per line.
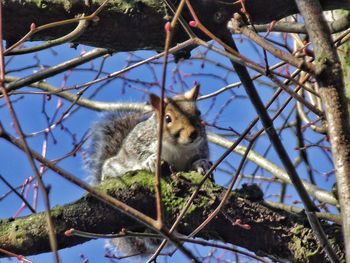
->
0, 172, 345, 262
294, 1, 350, 262
3, 0, 350, 52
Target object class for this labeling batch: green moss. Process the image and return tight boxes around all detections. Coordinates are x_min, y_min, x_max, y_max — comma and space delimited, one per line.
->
99, 170, 155, 192
165, 172, 219, 217
289, 224, 322, 262
98, 171, 219, 219
50, 205, 64, 218
340, 42, 350, 100
0, 171, 219, 250
4, 213, 43, 247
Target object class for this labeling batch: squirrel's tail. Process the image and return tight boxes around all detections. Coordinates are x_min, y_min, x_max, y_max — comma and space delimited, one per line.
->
106, 236, 162, 261
84, 111, 146, 183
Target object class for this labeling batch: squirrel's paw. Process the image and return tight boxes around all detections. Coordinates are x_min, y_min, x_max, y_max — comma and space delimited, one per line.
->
192, 159, 212, 175
142, 153, 158, 173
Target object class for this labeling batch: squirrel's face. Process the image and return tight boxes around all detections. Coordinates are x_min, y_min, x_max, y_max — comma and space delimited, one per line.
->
163, 100, 203, 145
150, 84, 205, 146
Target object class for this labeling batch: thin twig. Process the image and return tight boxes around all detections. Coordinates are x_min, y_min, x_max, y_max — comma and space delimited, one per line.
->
223, 32, 340, 263
68, 228, 270, 263
4, 0, 110, 55
0, 174, 36, 214
6, 17, 89, 56
6, 48, 110, 92
0, 123, 198, 263
0, 248, 33, 263
264, 201, 341, 224
228, 13, 315, 74
0, 3, 59, 262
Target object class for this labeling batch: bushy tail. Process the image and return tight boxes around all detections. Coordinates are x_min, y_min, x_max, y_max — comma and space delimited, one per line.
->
106, 235, 163, 262
85, 111, 162, 260
84, 111, 146, 183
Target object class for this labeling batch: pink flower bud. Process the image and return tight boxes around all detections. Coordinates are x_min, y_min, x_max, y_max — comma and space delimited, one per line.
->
30, 23, 36, 31
164, 22, 172, 32
189, 20, 197, 27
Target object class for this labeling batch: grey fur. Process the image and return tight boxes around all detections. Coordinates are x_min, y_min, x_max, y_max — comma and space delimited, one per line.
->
84, 111, 147, 183
102, 113, 210, 180
85, 96, 211, 260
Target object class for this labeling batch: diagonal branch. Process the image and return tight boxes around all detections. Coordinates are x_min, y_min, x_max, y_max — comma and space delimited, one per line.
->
0, 172, 345, 262
222, 34, 340, 262
294, 1, 350, 262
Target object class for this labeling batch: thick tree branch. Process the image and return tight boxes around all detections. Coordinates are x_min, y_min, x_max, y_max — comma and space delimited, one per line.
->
0, 172, 345, 262
294, 1, 350, 262
3, 0, 350, 52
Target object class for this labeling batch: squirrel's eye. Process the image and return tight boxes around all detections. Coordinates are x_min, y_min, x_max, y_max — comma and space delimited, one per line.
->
165, 114, 172, 123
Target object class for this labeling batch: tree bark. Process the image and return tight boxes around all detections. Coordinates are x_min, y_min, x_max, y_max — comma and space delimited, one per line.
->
2, 1, 349, 262
3, 0, 350, 52
294, 1, 350, 262
0, 172, 345, 262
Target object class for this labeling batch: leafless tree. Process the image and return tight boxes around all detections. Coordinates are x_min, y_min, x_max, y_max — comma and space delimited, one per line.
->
1, 1, 350, 262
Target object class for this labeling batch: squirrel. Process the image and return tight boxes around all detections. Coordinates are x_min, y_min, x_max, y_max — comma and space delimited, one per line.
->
84, 84, 211, 258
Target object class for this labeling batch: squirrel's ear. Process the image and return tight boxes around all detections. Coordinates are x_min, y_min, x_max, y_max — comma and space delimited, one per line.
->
184, 83, 200, 101
149, 93, 161, 112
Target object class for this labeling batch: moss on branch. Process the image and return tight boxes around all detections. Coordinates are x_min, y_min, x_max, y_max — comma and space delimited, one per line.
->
0, 171, 345, 262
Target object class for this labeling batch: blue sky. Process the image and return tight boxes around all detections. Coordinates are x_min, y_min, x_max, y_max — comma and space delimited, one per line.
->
0, 36, 336, 262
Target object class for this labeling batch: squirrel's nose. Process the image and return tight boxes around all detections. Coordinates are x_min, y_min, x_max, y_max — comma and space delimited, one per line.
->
189, 130, 198, 141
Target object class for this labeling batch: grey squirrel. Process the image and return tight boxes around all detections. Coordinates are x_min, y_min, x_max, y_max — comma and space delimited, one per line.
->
85, 84, 211, 258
